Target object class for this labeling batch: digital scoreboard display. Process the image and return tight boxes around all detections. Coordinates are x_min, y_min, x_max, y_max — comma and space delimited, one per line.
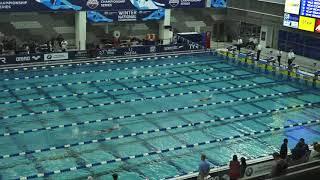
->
284, 0, 320, 32
300, 0, 320, 18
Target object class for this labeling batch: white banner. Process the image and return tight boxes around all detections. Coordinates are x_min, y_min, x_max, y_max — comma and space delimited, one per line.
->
44, 53, 68, 61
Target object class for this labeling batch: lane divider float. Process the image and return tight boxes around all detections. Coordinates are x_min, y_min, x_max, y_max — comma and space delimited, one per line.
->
0, 74, 237, 120
0, 65, 226, 105
0, 91, 312, 138
0, 61, 198, 92
0, 92, 310, 159
15, 119, 320, 180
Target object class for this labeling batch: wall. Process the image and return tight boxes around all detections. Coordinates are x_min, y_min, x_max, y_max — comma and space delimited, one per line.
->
278, 30, 320, 60
86, 21, 160, 45
0, 12, 75, 48
226, 0, 284, 48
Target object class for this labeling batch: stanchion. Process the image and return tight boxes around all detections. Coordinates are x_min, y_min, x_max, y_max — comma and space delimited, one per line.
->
313, 71, 319, 87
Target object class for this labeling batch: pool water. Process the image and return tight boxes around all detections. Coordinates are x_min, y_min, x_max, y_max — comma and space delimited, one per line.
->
0, 53, 320, 180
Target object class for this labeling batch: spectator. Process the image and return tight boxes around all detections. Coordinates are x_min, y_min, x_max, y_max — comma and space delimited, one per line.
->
240, 157, 247, 178
0, 41, 3, 54
25, 45, 30, 54
276, 49, 282, 67
112, 173, 118, 180
57, 34, 64, 47
292, 138, 310, 160
229, 155, 240, 180
30, 41, 37, 53
198, 154, 210, 180
53, 40, 60, 52
256, 43, 262, 61
314, 142, 320, 152
280, 138, 288, 159
270, 152, 288, 177
309, 142, 320, 161
47, 41, 53, 52
61, 39, 68, 52
287, 49, 295, 70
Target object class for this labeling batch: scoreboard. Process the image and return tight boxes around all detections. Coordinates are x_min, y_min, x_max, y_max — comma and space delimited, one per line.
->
300, 0, 320, 18
284, 0, 320, 33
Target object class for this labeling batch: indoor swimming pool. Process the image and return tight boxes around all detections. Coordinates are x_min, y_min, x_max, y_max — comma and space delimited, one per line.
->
0, 52, 320, 180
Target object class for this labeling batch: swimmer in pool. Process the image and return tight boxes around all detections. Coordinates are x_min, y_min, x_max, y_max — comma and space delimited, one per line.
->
94, 124, 121, 134
199, 97, 211, 102
197, 95, 213, 102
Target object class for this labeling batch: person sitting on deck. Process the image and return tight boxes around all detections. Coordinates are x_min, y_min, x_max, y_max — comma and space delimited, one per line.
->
291, 138, 310, 161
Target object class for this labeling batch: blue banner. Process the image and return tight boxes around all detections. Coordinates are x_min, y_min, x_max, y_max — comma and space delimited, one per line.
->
0, 44, 202, 65
0, 0, 205, 12
0, 0, 84, 12
0, 53, 44, 65
98, 45, 187, 57
85, 0, 205, 10
211, 0, 227, 8
87, 9, 164, 23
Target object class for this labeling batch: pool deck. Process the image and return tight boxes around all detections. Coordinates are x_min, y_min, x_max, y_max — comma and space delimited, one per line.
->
211, 41, 320, 73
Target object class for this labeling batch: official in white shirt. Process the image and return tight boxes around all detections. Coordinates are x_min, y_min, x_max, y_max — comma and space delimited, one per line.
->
237, 36, 243, 53
61, 40, 68, 52
287, 49, 295, 70
256, 43, 262, 61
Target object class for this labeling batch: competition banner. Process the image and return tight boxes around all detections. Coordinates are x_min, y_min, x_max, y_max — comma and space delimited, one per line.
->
85, 0, 205, 10
211, 0, 227, 8
87, 9, 164, 23
0, 0, 84, 12
0, 0, 31, 11
0, 0, 205, 12
0, 53, 43, 65
31, 0, 84, 11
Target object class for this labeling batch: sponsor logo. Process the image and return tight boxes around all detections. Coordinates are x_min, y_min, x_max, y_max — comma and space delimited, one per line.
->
44, 53, 68, 61
283, 13, 299, 29
0, 57, 6, 64
149, 46, 156, 53
99, 49, 117, 56
87, 0, 99, 9
16, 56, 31, 62
46, 55, 52, 60
124, 48, 137, 55
32, 55, 41, 61
169, 0, 180, 7
74, 51, 88, 59
189, 43, 199, 50
245, 167, 254, 177
163, 45, 184, 51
